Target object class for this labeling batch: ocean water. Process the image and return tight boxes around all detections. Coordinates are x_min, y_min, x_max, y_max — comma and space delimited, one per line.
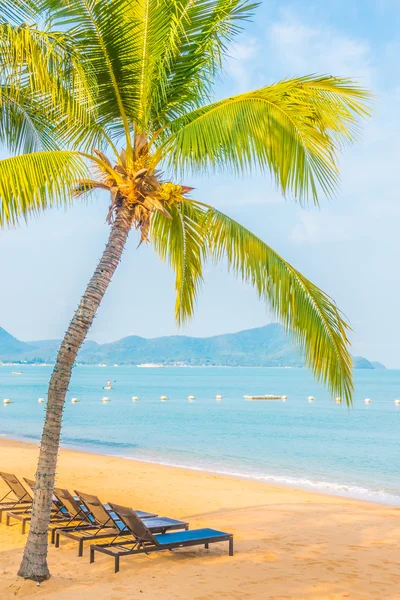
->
1, 366, 400, 505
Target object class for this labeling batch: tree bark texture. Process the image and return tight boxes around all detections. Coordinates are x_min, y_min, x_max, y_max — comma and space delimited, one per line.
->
18, 205, 132, 581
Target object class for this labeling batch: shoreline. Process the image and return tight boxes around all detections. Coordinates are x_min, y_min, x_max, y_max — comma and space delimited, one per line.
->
2, 432, 399, 508
1, 437, 400, 599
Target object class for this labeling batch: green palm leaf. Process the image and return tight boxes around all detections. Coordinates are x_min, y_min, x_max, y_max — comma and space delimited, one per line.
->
0, 150, 88, 226
0, 0, 37, 24
148, 0, 258, 125
43, 0, 145, 145
162, 75, 371, 204
0, 85, 57, 152
151, 200, 206, 325
32, 0, 257, 137
203, 206, 353, 404
0, 22, 100, 152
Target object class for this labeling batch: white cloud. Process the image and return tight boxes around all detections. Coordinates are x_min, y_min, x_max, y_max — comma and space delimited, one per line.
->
224, 37, 259, 91
290, 212, 358, 245
267, 10, 373, 86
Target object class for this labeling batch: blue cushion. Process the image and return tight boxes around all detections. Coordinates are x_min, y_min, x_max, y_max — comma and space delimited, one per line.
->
154, 528, 230, 546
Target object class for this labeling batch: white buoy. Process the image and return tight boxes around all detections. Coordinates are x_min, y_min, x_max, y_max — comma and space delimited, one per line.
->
160, 395, 167, 401
3, 398, 11, 405
216, 394, 223, 400
308, 396, 315, 403
37, 397, 45, 404
71, 397, 79, 404
394, 400, 400, 406
335, 397, 341, 404
102, 396, 110, 403
364, 398, 371, 404
131, 396, 138, 402
188, 395, 195, 400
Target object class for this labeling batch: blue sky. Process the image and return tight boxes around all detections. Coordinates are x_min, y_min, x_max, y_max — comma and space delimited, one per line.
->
1, 1, 400, 365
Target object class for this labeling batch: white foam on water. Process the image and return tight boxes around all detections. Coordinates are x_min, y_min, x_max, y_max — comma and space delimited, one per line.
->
119, 454, 400, 507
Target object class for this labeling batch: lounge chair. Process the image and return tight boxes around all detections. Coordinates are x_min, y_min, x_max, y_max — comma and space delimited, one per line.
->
54, 490, 184, 557
49, 487, 97, 543
90, 503, 233, 573
51, 487, 160, 545
5, 478, 70, 534
0, 472, 32, 522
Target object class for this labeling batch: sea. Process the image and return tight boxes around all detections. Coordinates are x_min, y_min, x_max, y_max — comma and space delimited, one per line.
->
1, 365, 400, 506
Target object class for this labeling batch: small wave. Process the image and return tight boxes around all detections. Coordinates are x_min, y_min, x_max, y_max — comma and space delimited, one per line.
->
118, 455, 400, 507
2, 432, 399, 506
61, 436, 138, 450
0, 432, 137, 451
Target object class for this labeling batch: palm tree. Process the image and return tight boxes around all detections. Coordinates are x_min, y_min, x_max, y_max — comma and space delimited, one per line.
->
1, 0, 370, 582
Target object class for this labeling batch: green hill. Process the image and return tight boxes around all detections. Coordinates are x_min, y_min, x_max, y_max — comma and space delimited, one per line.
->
0, 324, 385, 369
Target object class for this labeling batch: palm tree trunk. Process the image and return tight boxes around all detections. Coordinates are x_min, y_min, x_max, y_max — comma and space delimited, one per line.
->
18, 204, 132, 581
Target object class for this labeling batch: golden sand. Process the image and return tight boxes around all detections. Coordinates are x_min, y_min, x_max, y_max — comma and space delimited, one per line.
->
0, 438, 399, 599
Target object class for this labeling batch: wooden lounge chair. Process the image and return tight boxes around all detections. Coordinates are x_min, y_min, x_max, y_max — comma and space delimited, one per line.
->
0, 472, 32, 523
90, 503, 233, 573
54, 490, 176, 557
5, 478, 69, 534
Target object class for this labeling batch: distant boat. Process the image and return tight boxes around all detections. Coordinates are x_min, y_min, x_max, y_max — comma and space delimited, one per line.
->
244, 395, 285, 401
104, 380, 112, 390
11, 371, 22, 375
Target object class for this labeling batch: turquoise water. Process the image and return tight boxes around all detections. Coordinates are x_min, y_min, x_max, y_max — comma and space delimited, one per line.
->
1, 366, 400, 505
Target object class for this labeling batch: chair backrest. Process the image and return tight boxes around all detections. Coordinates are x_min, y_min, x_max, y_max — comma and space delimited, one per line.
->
23, 478, 36, 491
75, 490, 113, 526
108, 503, 159, 545
0, 472, 32, 501
24, 477, 61, 510
53, 487, 86, 519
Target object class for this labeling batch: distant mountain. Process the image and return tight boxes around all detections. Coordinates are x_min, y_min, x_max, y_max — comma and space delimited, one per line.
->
0, 327, 32, 356
0, 324, 385, 369
370, 361, 386, 370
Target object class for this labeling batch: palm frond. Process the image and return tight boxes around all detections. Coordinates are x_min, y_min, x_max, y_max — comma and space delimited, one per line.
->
149, 0, 258, 126
203, 206, 353, 404
36, 0, 257, 138
42, 0, 146, 146
151, 200, 206, 325
0, 150, 88, 226
0, 85, 56, 152
0, 0, 37, 25
162, 75, 371, 204
0, 22, 102, 151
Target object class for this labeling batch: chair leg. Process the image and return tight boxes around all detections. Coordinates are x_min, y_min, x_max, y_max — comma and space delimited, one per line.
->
205, 543, 209, 549
55, 533, 60, 548
21, 520, 26, 535
90, 548, 95, 564
115, 555, 120, 574
5, 515, 10, 526
229, 537, 234, 556
51, 529, 55, 544
78, 539, 84, 557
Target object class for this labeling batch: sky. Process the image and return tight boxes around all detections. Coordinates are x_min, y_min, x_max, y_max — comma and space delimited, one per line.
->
1, 1, 400, 366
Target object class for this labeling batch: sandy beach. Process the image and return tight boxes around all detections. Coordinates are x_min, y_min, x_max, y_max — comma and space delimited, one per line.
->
0, 438, 399, 600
